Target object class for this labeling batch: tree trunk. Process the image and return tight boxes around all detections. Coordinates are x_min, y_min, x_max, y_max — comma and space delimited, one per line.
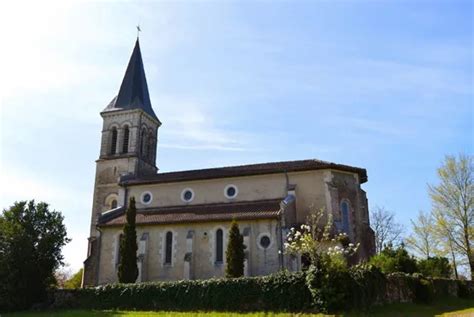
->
451, 249, 459, 279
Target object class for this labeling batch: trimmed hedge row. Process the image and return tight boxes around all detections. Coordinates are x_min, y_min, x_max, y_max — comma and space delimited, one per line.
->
53, 271, 312, 312
50, 270, 473, 313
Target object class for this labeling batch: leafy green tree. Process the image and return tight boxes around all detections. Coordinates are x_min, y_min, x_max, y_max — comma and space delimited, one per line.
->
429, 154, 473, 279
405, 211, 439, 259
225, 220, 245, 278
118, 197, 138, 283
418, 257, 452, 278
0, 201, 70, 310
369, 244, 418, 274
64, 268, 83, 289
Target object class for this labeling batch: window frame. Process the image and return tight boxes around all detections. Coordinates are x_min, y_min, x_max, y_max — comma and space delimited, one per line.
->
224, 184, 238, 199
110, 127, 118, 155
215, 228, 224, 264
164, 231, 173, 265
122, 125, 130, 153
140, 191, 153, 205
256, 232, 273, 250
181, 188, 195, 203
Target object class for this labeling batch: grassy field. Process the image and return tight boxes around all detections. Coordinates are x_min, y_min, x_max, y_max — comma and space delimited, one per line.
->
3, 298, 474, 317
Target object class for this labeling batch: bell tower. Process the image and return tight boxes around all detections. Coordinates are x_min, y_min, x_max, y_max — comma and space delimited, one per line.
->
83, 39, 160, 286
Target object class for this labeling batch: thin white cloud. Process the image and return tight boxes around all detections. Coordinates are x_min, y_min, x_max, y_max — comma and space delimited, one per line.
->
158, 95, 259, 152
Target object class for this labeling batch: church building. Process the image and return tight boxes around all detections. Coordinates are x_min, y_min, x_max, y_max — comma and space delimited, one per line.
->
83, 39, 375, 286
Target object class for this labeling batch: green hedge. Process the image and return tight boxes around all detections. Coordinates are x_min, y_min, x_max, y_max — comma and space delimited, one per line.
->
55, 271, 312, 312
50, 270, 473, 314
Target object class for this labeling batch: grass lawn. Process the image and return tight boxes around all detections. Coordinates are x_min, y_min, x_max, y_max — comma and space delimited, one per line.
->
4, 298, 474, 317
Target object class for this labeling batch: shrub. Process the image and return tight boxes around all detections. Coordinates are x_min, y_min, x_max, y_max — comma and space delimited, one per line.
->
306, 260, 352, 313
348, 264, 386, 310
118, 197, 138, 283
225, 220, 245, 278
369, 245, 418, 274
418, 257, 452, 278
412, 274, 434, 304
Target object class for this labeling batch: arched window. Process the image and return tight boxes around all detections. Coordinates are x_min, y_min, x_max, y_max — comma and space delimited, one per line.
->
164, 231, 173, 265
341, 201, 350, 234
215, 229, 223, 263
147, 137, 154, 161
122, 126, 129, 153
140, 128, 148, 157
111, 200, 117, 209
110, 128, 118, 154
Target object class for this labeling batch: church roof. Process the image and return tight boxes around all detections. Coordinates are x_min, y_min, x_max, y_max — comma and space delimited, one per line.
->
102, 39, 159, 122
98, 199, 281, 227
121, 158, 368, 185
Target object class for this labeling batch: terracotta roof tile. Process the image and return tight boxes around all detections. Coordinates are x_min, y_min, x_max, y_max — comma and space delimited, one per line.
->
121, 159, 367, 185
99, 199, 282, 227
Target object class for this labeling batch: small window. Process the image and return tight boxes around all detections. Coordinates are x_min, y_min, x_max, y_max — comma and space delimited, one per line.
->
110, 128, 118, 155
341, 201, 350, 234
258, 233, 272, 250
260, 236, 271, 249
164, 231, 173, 265
215, 229, 223, 263
141, 191, 153, 205
122, 126, 129, 153
224, 184, 238, 199
181, 188, 194, 202
111, 200, 118, 209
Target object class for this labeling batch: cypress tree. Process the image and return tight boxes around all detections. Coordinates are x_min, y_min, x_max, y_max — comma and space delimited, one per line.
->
225, 220, 245, 278
118, 197, 138, 283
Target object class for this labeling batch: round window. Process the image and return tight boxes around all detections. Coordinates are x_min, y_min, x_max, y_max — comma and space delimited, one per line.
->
259, 235, 271, 249
224, 184, 238, 199
141, 191, 153, 205
181, 188, 194, 202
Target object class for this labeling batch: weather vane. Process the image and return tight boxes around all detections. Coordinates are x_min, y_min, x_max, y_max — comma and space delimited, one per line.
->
136, 24, 141, 38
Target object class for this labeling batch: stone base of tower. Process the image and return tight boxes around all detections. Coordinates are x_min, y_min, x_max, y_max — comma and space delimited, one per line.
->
82, 237, 100, 287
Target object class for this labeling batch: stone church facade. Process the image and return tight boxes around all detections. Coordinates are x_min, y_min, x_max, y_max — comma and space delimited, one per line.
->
83, 39, 375, 286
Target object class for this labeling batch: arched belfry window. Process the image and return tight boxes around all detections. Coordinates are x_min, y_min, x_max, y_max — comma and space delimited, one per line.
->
164, 231, 173, 265
215, 229, 223, 264
110, 128, 118, 155
122, 126, 129, 153
140, 128, 147, 157
341, 201, 350, 234
111, 200, 118, 209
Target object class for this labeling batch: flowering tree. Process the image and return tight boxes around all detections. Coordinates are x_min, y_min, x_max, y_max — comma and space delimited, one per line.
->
284, 207, 359, 268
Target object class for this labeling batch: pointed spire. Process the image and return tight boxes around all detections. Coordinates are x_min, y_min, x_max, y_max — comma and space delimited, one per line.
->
103, 39, 159, 122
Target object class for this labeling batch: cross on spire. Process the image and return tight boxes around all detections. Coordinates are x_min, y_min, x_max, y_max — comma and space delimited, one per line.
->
136, 25, 141, 38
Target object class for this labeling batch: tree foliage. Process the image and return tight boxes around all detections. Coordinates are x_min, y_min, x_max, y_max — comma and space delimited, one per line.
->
405, 210, 439, 259
0, 201, 70, 311
370, 206, 403, 254
418, 257, 452, 278
117, 197, 138, 283
225, 220, 245, 278
285, 207, 359, 267
64, 268, 84, 289
429, 154, 473, 279
369, 244, 418, 274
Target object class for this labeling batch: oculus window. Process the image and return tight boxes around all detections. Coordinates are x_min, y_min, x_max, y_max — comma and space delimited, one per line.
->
181, 188, 194, 202
224, 184, 238, 199
141, 191, 153, 205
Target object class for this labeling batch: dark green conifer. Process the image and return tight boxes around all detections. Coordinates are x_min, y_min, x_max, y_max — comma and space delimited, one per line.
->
225, 220, 245, 278
118, 197, 138, 283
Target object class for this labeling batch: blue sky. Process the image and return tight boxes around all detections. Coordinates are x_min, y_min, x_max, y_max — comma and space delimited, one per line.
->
0, 1, 472, 272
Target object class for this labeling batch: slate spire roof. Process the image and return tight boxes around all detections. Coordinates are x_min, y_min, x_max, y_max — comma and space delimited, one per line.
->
103, 38, 159, 122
